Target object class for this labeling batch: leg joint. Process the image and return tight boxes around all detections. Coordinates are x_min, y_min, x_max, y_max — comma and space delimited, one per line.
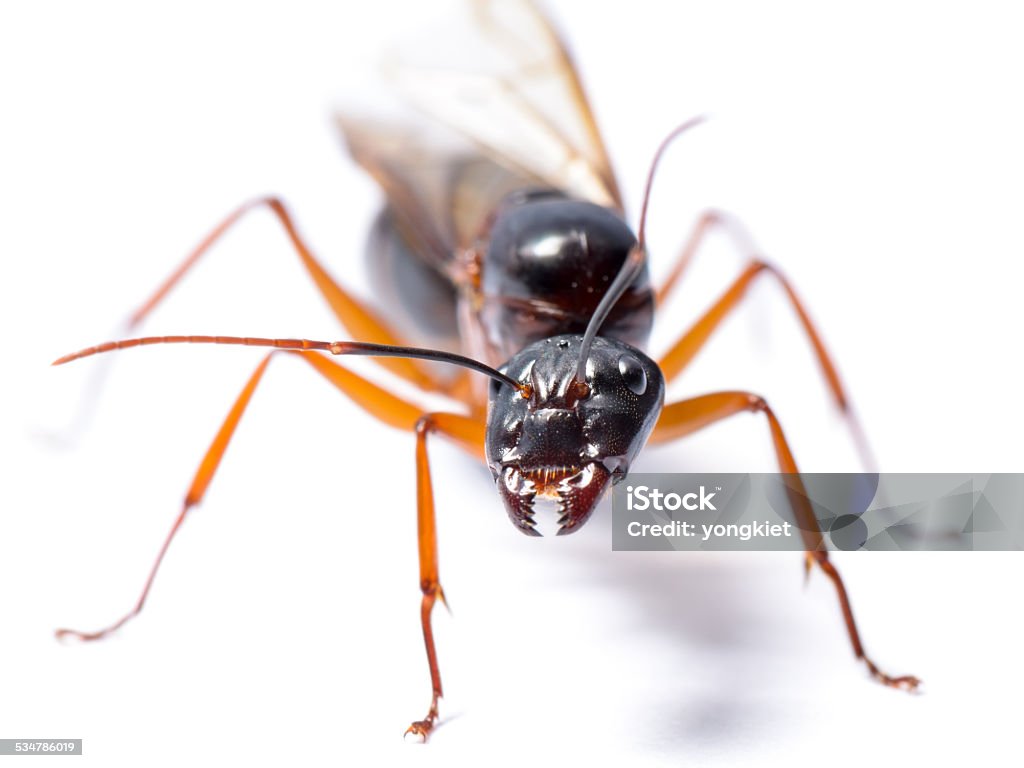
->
256, 195, 286, 213
747, 257, 777, 278
699, 207, 726, 226
747, 393, 769, 413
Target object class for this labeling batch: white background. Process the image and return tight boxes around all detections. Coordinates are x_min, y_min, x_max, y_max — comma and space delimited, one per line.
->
1, 1, 1022, 766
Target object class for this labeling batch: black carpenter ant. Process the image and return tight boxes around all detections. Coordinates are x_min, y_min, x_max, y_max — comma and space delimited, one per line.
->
52, 0, 918, 741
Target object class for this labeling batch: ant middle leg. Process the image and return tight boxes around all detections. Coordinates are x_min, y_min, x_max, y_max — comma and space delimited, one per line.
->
127, 196, 459, 393
656, 252, 876, 471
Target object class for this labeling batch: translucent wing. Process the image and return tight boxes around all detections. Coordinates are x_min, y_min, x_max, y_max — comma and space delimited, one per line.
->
385, 0, 623, 212
337, 113, 537, 274
335, 0, 623, 296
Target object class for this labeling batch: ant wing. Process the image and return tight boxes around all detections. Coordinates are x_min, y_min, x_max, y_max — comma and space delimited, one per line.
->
335, 0, 624, 338
336, 114, 537, 279
384, 0, 623, 214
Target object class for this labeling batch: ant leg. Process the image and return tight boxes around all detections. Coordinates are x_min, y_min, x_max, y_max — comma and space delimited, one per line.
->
659, 259, 839, 398
55, 351, 482, 643
56, 353, 278, 642
650, 391, 920, 691
656, 209, 758, 306
657, 259, 876, 470
127, 196, 455, 393
405, 412, 486, 742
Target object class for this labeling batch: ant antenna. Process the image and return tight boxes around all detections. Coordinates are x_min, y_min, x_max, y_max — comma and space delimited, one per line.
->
53, 336, 527, 394
574, 115, 707, 387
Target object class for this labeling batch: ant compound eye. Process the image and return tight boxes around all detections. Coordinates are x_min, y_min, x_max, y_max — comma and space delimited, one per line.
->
617, 354, 647, 395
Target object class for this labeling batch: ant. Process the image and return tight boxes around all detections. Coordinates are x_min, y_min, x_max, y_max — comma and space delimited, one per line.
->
52, 0, 918, 741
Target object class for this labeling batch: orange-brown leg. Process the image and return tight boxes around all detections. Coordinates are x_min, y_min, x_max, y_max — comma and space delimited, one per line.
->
655, 209, 871, 460
657, 257, 877, 470
126, 196, 459, 394
55, 353, 278, 642
650, 391, 919, 691
659, 259, 839, 398
405, 412, 486, 742
56, 349, 483, 737
656, 209, 758, 306
55, 350, 480, 640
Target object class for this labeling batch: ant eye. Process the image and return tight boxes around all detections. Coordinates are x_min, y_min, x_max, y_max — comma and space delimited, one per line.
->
617, 354, 647, 395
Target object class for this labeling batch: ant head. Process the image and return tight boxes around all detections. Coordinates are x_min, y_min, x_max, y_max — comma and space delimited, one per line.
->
485, 334, 664, 535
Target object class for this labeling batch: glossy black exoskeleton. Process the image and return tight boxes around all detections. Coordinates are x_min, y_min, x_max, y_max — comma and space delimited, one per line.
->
476, 190, 654, 361
486, 333, 664, 535
470, 191, 664, 535
368, 183, 665, 535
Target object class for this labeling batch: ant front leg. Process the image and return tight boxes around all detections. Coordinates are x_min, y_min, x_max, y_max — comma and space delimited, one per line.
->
56, 346, 486, 738
405, 412, 486, 742
649, 392, 920, 691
